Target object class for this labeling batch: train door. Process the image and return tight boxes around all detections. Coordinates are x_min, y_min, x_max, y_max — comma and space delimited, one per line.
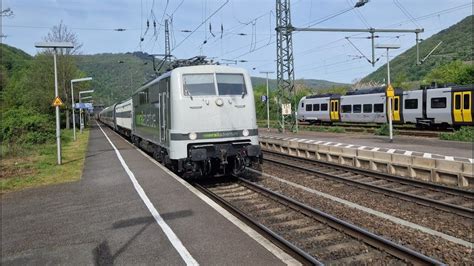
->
453, 91, 472, 123
392, 96, 401, 122
160, 92, 166, 143
330, 99, 339, 121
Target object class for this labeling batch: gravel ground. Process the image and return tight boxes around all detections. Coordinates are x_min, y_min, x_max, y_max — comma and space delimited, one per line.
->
248, 167, 473, 265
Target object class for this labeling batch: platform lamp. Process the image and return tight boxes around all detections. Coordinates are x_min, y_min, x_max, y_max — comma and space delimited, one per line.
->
34, 42, 74, 165
71, 77, 93, 141
376, 44, 400, 142
79, 90, 94, 133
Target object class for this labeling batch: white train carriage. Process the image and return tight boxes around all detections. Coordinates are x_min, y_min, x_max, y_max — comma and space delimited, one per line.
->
115, 98, 133, 136
297, 95, 330, 123
340, 93, 386, 123
99, 104, 116, 129
132, 64, 261, 176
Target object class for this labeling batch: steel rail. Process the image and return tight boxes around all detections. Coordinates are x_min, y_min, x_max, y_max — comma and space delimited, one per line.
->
236, 177, 444, 265
194, 182, 323, 265
263, 151, 474, 219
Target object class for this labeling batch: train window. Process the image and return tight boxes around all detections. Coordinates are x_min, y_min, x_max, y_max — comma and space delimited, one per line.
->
363, 104, 372, 113
431, 97, 447, 109
353, 104, 362, 113
313, 104, 320, 111
306, 104, 312, 111
301, 102, 304, 108
374, 103, 384, 113
404, 99, 418, 109
321, 103, 328, 111
454, 94, 461, 109
139, 89, 149, 105
341, 105, 351, 113
394, 98, 399, 111
463, 94, 470, 109
216, 74, 246, 96
183, 74, 216, 96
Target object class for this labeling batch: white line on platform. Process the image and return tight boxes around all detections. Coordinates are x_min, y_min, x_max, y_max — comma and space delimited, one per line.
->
387, 149, 396, 154
470, 159, 474, 164
314, 141, 323, 144
445, 156, 454, 161
423, 153, 432, 159
324, 142, 332, 145
357, 146, 366, 150
404, 151, 413, 156
305, 139, 314, 143
103, 125, 300, 265
334, 143, 342, 147
251, 169, 473, 249
97, 123, 199, 266
346, 145, 354, 148
371, 147, 380, 152
297, 138, 307, 142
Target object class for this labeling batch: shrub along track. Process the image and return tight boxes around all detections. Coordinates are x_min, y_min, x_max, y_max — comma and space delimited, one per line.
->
195, 177, 443, 265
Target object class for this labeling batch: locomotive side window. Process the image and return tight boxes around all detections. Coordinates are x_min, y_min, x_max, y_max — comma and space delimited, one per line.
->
306, 104, 313, 111
341, 105, 351, 113
363, 104, 372, 113
139, 89, 149, 105
183, 74, 216, 96
217, 74, 246, 95
353, 104, 362, 113
321, 103, 328, 111
374, 103, 384, 113
313, 104, 320, 111
405, 99, 418, 109
431, 97, 447, 109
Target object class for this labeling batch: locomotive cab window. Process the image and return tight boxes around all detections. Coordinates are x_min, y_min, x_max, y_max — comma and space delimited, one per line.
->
431, 97, 447, 109
353, 104, 362, 113
216, 74, 246, 96
363, 104, 372, 113
306, 104, 312, 111
405, 99, 418, 109
341, 105, 351, 113
183, 74, 216, 96
321, 103, 328, 111
313, 104, 320, 111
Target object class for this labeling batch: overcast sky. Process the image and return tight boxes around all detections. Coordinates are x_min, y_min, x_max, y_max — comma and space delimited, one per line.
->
2, 0, 472, 83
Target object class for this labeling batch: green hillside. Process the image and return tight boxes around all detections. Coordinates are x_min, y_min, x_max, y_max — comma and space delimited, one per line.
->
0, 43, 32, 91
251, 77, 348, 91
74, 52, 157, 105
363, 15, 473, 83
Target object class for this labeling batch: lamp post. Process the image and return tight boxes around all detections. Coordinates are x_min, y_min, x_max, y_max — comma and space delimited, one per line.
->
79, 90, 94, 133
260, 71, 274, 130
376, 44, 400, 142
34, 42, 74, 165
71, 77, 92, 141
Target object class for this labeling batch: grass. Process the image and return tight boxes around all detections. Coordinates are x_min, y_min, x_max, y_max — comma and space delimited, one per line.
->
439, 127, 474, 142
1, 129, 90, 193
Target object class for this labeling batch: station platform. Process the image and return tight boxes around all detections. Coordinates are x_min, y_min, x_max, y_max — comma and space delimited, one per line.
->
260, 128, 473, 163
1, 123, 296, 265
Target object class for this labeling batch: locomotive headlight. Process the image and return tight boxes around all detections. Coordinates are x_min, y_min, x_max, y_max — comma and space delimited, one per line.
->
189, 132, 197, 140
242, 129, 249, 137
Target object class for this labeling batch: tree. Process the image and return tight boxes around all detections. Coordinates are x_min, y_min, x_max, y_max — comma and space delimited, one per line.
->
423, 60, 474, 85
42, 21, 84, 128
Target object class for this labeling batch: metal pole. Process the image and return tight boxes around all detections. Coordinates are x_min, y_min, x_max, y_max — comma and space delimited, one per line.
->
53, 49, 61, 165
80, 95, 83, 134
266, 73, 270, 130
387, 48, 393, 142
371, 32, 375, 66
71, 81, 76, 141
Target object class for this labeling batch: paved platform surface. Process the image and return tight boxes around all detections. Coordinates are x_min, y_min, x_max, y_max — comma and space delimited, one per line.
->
1, 124, 291, 265
260, 128, 473, 163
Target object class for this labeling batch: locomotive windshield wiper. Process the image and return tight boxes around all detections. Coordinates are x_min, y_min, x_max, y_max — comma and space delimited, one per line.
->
241, 87, 247, 99
184, 81, 193, 100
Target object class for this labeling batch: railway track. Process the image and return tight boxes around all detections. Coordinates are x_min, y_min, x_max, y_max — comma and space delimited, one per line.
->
195, 177, 443, 265
263, 151, 474, 219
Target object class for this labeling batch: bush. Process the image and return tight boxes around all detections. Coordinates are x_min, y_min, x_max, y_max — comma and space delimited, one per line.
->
440, 127, 474, 142
375, 123, 390, 136
1, 107, 55, 145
